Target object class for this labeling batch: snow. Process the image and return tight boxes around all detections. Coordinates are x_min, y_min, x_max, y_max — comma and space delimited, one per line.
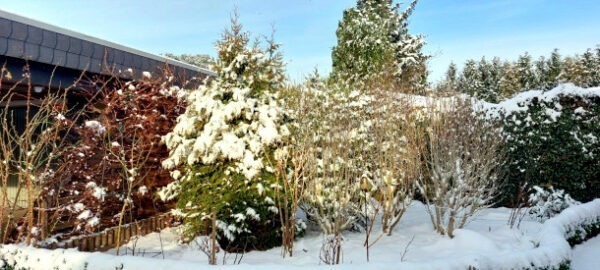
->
138, 186, 148, 196
1, 200, 599, 269
572, 235, 600, 270
480, 83, 600, 118
55, 113, 66, 121
77, 210, 91, 220
84, 120, 106, 136
86, 182, 106, 200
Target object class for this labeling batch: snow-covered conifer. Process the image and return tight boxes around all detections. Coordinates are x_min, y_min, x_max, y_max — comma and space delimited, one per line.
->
331, 0, 428, 92
457, 60, 483, 97
161, 13, 289, 252
517, 53, 536, 91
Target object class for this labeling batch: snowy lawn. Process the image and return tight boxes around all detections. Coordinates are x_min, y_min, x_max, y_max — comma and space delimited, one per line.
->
104, 202, 542, 266
571, 235, 600, 270
0, 202, 547, 269
3, 199, 600, 269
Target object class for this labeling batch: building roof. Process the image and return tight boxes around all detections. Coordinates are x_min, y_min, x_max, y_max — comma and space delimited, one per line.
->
0, 8, 215, 86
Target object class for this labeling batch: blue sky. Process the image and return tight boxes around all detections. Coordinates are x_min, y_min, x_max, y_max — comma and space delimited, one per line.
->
2, 0, 600, 83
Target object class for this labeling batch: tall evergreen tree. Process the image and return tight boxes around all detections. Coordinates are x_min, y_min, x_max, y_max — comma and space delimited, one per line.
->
516, 52, 535, 91
561, 56, 581, 86
479, 57, 502, 102
532, 56, 548, 90
331, 0, 428, 92
579, 49, 597, 87
592, 45, 600, 86
545, 49, 562, 89
499, 61, 521, 99
439, 62, 458, 93
457, 59, 482, 97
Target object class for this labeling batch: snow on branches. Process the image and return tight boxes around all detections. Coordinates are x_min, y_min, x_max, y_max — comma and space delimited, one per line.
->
161, 13, 289, 254
43, 73, 186, 234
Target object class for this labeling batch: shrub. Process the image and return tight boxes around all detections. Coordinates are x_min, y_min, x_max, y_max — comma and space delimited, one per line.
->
528, 185, 580, 222
419, 99, 504, 238
496, 85, 600, 205
43, 73, 186, 235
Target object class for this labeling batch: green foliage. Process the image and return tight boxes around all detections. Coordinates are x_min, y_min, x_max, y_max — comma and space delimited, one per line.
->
500, 93, 600, 205
566, 217, 600, 246
331, 0, 428, 92
0, 258, 27, 270
440, 45, 600, 101
162, 13, 293, 253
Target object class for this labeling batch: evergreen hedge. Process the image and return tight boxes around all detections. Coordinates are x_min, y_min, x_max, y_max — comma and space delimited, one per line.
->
498, 88, 600, 205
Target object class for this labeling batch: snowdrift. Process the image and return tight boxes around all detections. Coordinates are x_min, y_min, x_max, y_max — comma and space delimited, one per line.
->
0, 199, 598, 269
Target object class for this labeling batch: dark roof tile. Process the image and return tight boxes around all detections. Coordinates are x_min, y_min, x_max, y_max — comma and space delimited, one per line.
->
80, 40, 93, 57
26, 26, 42, 44
52, 50, 66, 65
69, 37, 81, 54
0, 38, 6, 55
78, 55, 91, 71
66, 52, 79, 69
55, 34, 69, 51
24, 43, 39, 60
0, 10, 212, 80
123, 52, 134, 68
41, 30, 57, 48
132, 55, 142, 69
6, 39, 24, 58
92, 43, 104, 59
11, 22, 27, 41
38, 46, 53, 63
89, 58, 101, 73
105, 48, 114, 63
113, 49, 124, 65
0, 18, 12, 38
141, 59, 151, 72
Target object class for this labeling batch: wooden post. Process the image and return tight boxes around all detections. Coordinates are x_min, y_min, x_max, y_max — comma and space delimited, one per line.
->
73, 238, 79, 251
124, 225, 130, 242
131, 222, 138, 237
78, 238, 84, 251
101, 231, 107, 249
107, 230, 114, 247
94, 235, 101, 251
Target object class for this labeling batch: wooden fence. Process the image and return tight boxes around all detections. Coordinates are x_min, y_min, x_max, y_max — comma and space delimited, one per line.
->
42, 213, 177, 252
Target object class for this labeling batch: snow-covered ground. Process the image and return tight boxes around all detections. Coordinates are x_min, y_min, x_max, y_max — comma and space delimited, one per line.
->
102, 202, 541, 266
571, 235, 600, 270
0, 202, 547, 269
1, 197, 599, 270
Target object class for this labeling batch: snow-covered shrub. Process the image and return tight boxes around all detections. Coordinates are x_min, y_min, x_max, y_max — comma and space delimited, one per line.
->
528, 185, 580, 222
419, 99, 505, 238
370, 91, 425, 236
161, 15, 289, 255
43, 73, 186, 235
275, 83, 320, 258
490, 84, 600, 205
292, 73, 423, 261
298, 86, 370, 228
288, 76, 372, 264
